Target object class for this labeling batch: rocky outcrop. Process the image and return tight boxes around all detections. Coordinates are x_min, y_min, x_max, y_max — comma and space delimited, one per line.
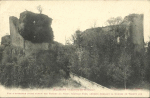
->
18, 11, 53, 43
8, 11, 53, 53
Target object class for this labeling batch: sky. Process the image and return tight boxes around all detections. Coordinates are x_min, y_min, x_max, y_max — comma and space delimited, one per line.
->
0, 1, 150, 44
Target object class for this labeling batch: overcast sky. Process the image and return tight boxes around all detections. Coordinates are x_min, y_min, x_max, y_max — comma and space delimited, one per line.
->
0, 1, 150, 44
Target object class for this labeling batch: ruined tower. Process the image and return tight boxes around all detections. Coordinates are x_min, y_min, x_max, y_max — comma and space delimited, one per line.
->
9, 11, 53, 54
124, 14, 144, 54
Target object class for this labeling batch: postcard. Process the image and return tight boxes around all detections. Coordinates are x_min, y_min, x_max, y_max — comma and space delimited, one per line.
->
0, 0, 150, 97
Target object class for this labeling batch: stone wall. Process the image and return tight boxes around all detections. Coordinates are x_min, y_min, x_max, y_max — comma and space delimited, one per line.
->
25, 40, 49, 50
130, 14, 144, 53
81, 14, 144, 54
122, 14, 144, 53
9, 16, 24, 48
24, 40, 49, 55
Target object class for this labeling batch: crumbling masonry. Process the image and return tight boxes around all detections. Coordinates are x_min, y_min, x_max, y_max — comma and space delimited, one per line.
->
8, 11, 54, 54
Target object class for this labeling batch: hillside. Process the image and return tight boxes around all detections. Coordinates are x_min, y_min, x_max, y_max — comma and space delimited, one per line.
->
0, 11, 70, 88
69, 14, 147, 89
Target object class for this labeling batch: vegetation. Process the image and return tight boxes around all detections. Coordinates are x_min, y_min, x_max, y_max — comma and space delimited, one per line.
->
19, 11, 54, 43
67, 16, 149, 89
145, 41, 150, 82
0, 14, 149, 90
105, 17, 123, 26
0, 42, 68, 88
37, 5, 43, 14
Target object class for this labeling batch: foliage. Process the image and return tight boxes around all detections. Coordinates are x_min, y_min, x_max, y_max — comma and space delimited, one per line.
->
72, 30, 83, 47
0, 45, 5, 62
0, 44, 68, 88
0, 13, 148, 89
57, 44, 76, 78
105, 16, 123, 26
69, 21, 146, 89
37, 5, 43, 14
107, 51, 132, 89
19, 11, 54, 43
145, 41, 150, 82
69, 28, 120, 87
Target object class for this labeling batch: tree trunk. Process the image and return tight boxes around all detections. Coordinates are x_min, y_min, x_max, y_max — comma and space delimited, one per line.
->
124, 67, 126, 90
124, 79, 126, 90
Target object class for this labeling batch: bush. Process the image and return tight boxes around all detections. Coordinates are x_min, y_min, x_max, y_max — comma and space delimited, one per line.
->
0, 45, 67, 88
69, 27, 146, 89
145, 42, 150, 82
19, 11, 54, 43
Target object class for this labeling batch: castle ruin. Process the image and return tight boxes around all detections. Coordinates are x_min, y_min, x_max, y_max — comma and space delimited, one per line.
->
8, 11, 54, 54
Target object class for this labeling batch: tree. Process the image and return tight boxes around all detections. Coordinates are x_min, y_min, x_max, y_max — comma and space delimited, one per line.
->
37, 5, 43, 14
105, 16, 123, 34
71, 30, 82, 47
108, 50, 132, 89
56, 45, 75, 78
145, 40, 150, 82
106, 17, 123, 26
91, 20, 97, 28
118, 52, 132, 89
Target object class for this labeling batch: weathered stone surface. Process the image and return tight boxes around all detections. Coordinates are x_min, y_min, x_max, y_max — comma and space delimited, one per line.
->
122, 14, 144, 53
9, 12, 50, 52
24, 40, 49, 55
9, 16, 24, 48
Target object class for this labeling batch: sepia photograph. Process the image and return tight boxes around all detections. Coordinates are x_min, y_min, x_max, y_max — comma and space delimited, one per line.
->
0, 0, 150, 97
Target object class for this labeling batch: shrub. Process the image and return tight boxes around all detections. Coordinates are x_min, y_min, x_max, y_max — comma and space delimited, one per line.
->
0, 45, 67, 88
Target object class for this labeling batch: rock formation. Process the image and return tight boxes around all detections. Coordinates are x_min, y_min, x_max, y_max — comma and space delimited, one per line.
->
9, 16, 24, 48
8, 11, 54, 53
18, 11, 53, 43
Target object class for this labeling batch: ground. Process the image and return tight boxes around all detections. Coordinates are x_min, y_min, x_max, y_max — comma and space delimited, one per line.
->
0, 78, 149, 97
